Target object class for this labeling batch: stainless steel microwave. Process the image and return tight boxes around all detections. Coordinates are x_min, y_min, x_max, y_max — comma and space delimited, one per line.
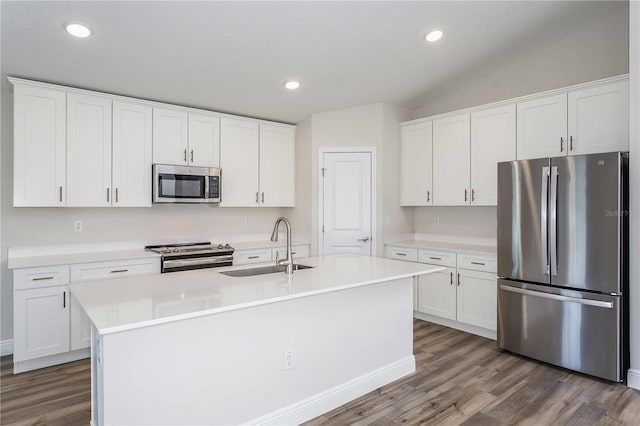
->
153, 164, 221, 203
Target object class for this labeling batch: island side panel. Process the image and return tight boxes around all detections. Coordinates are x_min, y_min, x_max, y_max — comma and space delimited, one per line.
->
98, 277, 414, 425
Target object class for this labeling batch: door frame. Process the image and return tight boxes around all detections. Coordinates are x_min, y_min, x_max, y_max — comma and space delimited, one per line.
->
318, 147, 377, 256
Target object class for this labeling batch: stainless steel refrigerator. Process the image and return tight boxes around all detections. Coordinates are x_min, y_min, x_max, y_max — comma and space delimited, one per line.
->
497, 152, 628, 382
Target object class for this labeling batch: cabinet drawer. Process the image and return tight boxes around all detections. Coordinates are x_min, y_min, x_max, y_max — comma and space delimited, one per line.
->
234, 249, 272, 265
418, 250, 456, 267
385, 246, 418, 262
14, 265, 70, 290
457, 253, 497, 273
70, 258, 160, 282
273, 245, 309, 261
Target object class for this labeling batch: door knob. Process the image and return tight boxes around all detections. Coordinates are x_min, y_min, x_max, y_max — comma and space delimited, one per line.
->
357, 237, 370, 242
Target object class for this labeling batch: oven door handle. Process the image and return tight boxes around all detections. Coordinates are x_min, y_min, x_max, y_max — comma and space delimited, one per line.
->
163, 255, 233, 269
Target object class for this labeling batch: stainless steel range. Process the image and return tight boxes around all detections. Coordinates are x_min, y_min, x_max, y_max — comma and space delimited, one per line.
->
145, 242, 234, 273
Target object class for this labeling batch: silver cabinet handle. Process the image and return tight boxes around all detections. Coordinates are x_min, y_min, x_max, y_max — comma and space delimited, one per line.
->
396, 252, 406, 256
450, 272, 453, 285
190, 149, 194, 162
427, 191, 430, 203
248, 255, 260, 259
471, 261, 485, 266
464, 189, 468, 202
261, 192, 264, 203
358, 237, 370, 242
570, 136, 574, 151
499, 285, 614, 308
33, 276, 54, 281
115, 188, 119, 203
457, 273, 461, 286
429, 256, 441, 260
471, 189, 475, 202
110, 269, 128, 273
255, 192, 259, 203
560, 137, 564, 152
63, 291, 66, 308
59, 186, 63, 202
184, 149, 187, 162
107, 188, 110, 203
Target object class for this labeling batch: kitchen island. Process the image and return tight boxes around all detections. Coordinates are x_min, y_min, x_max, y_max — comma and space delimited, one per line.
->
70, 254, 443, 425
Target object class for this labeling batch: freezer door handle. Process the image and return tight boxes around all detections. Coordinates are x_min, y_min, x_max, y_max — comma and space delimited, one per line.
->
549, 166, 558, 276
499, 285, 613, 308
541, 166, 550, 274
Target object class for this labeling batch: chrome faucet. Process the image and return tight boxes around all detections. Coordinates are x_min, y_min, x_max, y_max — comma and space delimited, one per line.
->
270, 217, 293, 274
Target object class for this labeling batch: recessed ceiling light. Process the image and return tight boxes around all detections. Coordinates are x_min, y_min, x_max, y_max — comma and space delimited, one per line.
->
284, 81, 300, 90
66, 23, 91, 38
425, 30, 443, 42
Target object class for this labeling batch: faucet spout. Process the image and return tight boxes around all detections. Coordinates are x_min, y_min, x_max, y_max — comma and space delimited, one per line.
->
271, 217, 293, 274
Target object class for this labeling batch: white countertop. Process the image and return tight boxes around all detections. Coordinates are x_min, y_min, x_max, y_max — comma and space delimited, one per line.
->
69, 254, 443, 335
386, 239, 496, 255
7, 249, 162, 270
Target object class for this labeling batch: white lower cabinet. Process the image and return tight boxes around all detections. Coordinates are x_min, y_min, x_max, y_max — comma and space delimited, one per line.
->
233, 245, 311, 265
13, 285, 70, 362
386, 244, 497, 337
12, 257, 160, 372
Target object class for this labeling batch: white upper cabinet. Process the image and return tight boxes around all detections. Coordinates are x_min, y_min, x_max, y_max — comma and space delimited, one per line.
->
470, 105, 516, 206
152, 108, 189, 165
259, 124, 295, 207
517, 93, 568, 160
220, 118, 260, 207
568, 80, 629, 155
400, 121, 433, 206
112, 101, 153, 207
188, 113, 220, 167
433, 113, 470, 206
13, 84, 66, 207
66, 94, 112, 207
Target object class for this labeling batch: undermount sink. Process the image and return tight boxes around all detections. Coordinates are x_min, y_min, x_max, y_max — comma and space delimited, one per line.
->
220, 264, 313, 277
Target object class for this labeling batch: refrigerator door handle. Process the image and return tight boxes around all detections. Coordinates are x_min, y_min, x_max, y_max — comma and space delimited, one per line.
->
550, 166, 558, 276
499, 285, 613, 309
541, 166, 550, 274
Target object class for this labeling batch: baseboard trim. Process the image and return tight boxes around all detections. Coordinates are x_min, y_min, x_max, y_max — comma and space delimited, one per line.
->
13, 348, 90, 374
413, 311, 497, 340
627, 369, 640, 390
248, 356, 416, 425
1, 339, 14, 356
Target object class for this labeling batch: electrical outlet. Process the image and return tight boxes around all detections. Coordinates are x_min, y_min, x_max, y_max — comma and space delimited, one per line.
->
283, 349, 294, 370
244, 216, 250, 226
434, 216, 440, 225
74, 220, 83, 232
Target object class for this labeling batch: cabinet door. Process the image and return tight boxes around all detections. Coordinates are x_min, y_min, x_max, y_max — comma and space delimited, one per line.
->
13, 286, 70, 361
67, 94, 112, 207
417, 266, 456, 320
259, 124, 295, 207
457, 269, 497, 330
516, 94, 567, 160
219, 118, 259, 207
400, 122, 433, 206
70, 293, 91, 351
152, 108, 188, 165
188, 113, 220, 167
13, 85, 66, 207
433, 114, 470, 206
568, 81, 629, 155
470, 105, 516, 206
112, 101, 153, 207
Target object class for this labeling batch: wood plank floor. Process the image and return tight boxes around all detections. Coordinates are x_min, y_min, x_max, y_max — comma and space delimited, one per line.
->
2, 320, 640, 425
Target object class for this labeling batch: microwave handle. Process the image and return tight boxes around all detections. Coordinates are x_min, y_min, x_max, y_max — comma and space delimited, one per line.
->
204, 174, 210, 199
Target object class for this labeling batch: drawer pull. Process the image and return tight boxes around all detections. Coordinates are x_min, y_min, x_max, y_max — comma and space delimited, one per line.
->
248, 256, 260, 259
471, 261, 485, 266
450, 272, 453, 285
396, 252, 406, 256
429, 256, 442, 260
63, 291, 66, 308
32, 276, 54, 281
110, 269, 129, 273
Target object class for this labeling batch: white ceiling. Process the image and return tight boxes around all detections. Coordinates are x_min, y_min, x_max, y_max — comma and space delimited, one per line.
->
1, 1, 628, 124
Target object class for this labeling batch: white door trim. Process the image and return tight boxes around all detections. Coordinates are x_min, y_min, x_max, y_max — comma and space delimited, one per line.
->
318, 147, 377, 256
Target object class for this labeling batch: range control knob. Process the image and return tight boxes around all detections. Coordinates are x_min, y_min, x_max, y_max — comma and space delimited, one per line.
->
217, 244, 224, 249
224, 244, 231, 249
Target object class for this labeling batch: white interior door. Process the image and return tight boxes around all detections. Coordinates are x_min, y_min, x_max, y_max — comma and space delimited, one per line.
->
322, 152, 372, 255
